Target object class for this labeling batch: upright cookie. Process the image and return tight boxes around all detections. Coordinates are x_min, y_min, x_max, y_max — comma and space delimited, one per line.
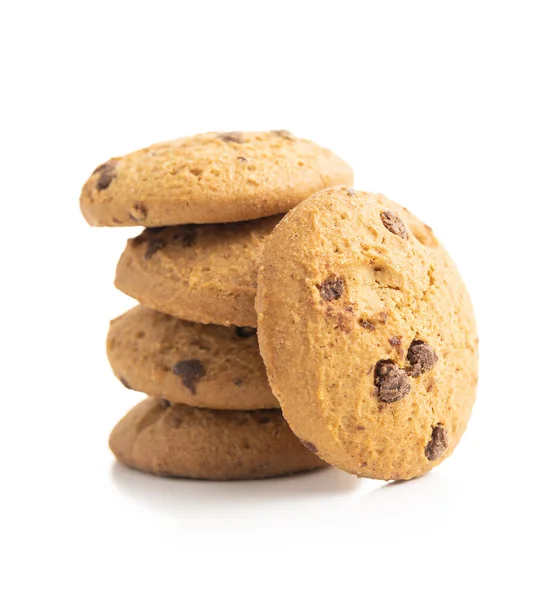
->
256, 187, 478, 481
107, 305, 278, 410
80, 131, 353, 227
115, 216, 280, 327
109, 398, 327, 480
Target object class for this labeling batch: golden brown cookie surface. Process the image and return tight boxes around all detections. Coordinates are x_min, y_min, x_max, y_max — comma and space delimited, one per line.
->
80, 131, 353, 227
115, 216, 280, 327
109, 398, 326, 480
107, 306, 278, 410
256, 187, 478, 481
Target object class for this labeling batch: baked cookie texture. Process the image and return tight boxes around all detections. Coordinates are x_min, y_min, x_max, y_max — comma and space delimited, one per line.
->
109, 397, 327, 480
115, 216, 280, 327
107, 305, 278, 410
256, 187, 478, 481
80, 130, 353, 227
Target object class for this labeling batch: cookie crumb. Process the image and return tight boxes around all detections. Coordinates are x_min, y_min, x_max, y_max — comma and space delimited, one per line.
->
380, 211, 409, 239
317, 276, 345, 301
172, 359, 206, 395
345, 188, 356, 196
425, 425, 448, 460
407, 340, 438, 377
374, 360, 411, 403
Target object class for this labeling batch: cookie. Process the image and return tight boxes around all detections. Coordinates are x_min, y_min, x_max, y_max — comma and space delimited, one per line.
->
107, 305, 278, 410
80, 131, 353, 227
256, 187, 478, 481
109, 398, 327, 480
115, 216, 280, 327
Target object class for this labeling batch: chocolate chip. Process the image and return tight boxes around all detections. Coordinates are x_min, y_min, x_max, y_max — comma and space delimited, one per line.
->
158, 398, 171, 409
317, 276, 345, 301
301, 440, 318, 453
218, 132, 244, 143
119, 376, 132, 390
173, 226, 197, 248
380, 211, 409, 239
407, 340, 438, 377
94, 160, 117, 190
235, 326, 257, 339
129, 202, 148, 222
359, 320, 376, 331
345, 188, 356, 196
234, 378, 243, 387
172, 359, 205, 395
389, 336, 404, 357
270, 129, 295, 140
374, 360, 411, 403
253, 412, 272, 424
237, 156, 248, 162
144, 236, 166, 260
425, 425, 448, 461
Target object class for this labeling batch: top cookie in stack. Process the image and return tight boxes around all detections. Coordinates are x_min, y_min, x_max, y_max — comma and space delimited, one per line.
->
80, 130, 353, 227
81, 130, 352, 480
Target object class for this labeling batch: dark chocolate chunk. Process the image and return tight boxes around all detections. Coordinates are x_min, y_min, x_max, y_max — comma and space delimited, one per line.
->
158, 398, 171, 409
301, 440, 318, 453
380, 211, 409, 239
374, 360, 411, 403
129, 202, 148, 222
218, 132, 244, 143
172, 359, 206, 395
425, 425, 448, 461
94, 160, 117, 191
253, 412, 272, 425
173, 225, 197, 248
407, 340, 438, 377
317, 276, 345, 301
270, 129, 295, 140
144, 236, 166, 260
235, 326, 257, 339
119, 376, 132, 390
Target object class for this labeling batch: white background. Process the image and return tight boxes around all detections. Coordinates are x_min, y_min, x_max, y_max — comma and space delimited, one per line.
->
2, 1, 543, 599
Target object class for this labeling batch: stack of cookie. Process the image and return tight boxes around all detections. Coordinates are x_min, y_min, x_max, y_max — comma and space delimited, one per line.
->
80, 130, 354, 480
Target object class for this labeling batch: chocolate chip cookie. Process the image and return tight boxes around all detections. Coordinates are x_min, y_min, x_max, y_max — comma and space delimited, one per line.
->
107, 305, 278, 410
256, 187, 478, 481
115, 216, 279, 327
80, 131, 353, 227
109, 397, 327, 480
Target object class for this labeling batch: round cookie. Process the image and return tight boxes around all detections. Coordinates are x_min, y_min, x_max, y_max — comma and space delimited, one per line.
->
80, 130, 353, 227
109, 398, 327, 480
256, 187, 478, 481
107, 305, 278, 410
115, 216, 280, 327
